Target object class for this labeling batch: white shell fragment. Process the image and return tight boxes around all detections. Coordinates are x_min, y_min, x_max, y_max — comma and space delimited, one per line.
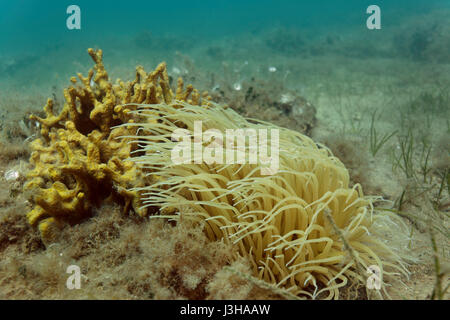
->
4, 169, 19, 181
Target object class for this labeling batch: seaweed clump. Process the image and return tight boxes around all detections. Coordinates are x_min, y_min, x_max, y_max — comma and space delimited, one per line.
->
211, 76, 316, 136
393, 21, 450, 63
24, 48, 210, 241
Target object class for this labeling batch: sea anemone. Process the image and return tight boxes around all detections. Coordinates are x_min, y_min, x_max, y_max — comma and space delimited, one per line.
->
122, 101, 409, 299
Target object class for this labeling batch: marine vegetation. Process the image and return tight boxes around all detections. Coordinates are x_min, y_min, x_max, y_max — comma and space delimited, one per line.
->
121, 101, 410, 299
23, 48, 411, 299
24, 48, 210, 241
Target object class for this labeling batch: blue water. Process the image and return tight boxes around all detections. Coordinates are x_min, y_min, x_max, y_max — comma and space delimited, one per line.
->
1, 0, 447, 55
0, 0, 449, 91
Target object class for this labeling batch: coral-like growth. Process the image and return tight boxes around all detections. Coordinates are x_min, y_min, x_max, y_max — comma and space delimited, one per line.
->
125, 101, 409, 299
25, 48, 210, 241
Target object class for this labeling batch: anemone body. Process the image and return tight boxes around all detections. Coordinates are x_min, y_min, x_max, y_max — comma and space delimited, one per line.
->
125, 101, 408, 299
